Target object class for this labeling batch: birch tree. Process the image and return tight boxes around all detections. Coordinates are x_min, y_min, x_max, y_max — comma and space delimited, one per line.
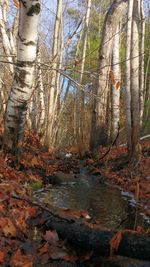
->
4, 0, 40, 153
124, 0, 134, 155
111, 24, 121, 141
36, 46, 45, 134
90, 0, 127, 150
139, 0, 145, 123
76, 0, 92, 153
130, 0, 140, 161
45, 0, 62, 148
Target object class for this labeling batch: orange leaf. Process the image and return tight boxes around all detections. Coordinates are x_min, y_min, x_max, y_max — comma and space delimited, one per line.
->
109, 231, 122, 257
0, 217, 16, 237
0, 250, 5, 264
38, 243, 49, 255
10, 249, 33, 267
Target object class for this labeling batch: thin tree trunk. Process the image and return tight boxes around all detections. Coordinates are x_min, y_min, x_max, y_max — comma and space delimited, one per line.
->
77, 0, 92, 155
4, 0, 40, 154
139, 0, 145, 124
45, 0, 62, 148
111, 24, 121, 141
130, 0, 140, 162
36, 46, 45, 134
0, 1, 14, 74
124, 0, 134, 156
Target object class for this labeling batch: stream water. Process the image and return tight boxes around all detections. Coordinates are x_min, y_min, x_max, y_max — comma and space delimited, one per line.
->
35, 169, 150, 230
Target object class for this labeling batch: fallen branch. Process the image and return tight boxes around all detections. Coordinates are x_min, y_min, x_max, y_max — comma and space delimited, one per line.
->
45, 219, 150, 261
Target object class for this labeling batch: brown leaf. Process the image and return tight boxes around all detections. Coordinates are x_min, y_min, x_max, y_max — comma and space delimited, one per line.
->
39, 242, 67, 261
62, 254, 78, 263
44, 230, 59, 245
38, 243, 49, 255
10, 249, 33, 267
0, 217, 16, 237
48, 245, 67, 260
58, 207, 89, 220
0, 250, 5, 264
0, 203, 5, 211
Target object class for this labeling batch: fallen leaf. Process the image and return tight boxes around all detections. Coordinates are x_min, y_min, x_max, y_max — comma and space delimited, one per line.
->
44, 230, 59, 245
0, 250, 5, 264
0, 217, 16, 237
110, 231, 122, 257
10, 249, 33, 267
58, 207, 90, 220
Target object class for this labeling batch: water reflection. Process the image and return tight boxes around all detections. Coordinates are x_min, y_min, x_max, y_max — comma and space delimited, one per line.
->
37, 178, 149, 230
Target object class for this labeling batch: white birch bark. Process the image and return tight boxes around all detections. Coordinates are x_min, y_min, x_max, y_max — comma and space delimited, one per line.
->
90, 0, 128, 150
111, 24, 121, 140
45, 0, 62, 147
139, 0, 145, 124
4, 0, 40, 153
130, 0, 140, 160
124, 0, 134, 154
51, 11, 63, 145
36, 47, 45, 133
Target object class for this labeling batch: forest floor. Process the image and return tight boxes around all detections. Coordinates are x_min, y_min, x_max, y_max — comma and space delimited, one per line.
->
0, 131, 150, 266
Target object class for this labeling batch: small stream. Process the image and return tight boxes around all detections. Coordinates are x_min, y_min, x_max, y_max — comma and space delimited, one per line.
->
35, 168, 150, 230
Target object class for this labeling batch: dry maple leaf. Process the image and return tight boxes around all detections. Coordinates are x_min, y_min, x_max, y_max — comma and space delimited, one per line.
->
10, 249, 33, 267
38, 243, 49, 255
0, 217, 16, 237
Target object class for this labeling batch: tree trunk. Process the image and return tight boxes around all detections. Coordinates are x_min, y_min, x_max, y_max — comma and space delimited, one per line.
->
0, 1, 14, 74
130, 0, 140, 162
45, 218, 150, 261
90, 0, 128, 150
139, 0, 145, 124
124, 0, 134, 156
4, 0, 40, 154
45, 0, 62, 148
36, 46, 45, 135
111, 24, 121, 141
77, 0, 92, 156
